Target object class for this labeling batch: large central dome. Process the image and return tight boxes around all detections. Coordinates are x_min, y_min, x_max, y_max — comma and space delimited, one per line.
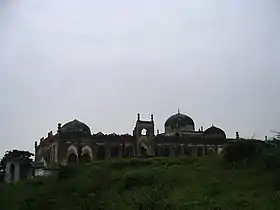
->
60, 119, 91, 136
164, 112, 195, 134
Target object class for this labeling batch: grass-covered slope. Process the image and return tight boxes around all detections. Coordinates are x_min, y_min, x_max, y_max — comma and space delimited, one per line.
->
0, 156, 280, 210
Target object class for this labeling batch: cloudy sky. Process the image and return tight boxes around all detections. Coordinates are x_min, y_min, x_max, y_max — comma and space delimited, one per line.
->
0, 0, 279, 156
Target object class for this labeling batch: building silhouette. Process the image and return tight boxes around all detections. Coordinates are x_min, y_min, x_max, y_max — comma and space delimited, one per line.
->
34, 111, 228, 173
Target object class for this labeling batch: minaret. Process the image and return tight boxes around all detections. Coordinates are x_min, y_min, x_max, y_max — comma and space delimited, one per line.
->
57, 123, 62, 134
236, 132, 240, 139
34, 141, 38, 162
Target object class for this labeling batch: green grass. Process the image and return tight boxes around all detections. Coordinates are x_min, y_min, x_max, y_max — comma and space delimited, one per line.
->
1, 156, 280, 210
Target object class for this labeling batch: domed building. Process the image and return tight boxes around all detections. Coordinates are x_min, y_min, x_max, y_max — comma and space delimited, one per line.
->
203, 125, 226, 139
164, 111, 195, 135
60, 119, 91, 136
34, 111, 229, 175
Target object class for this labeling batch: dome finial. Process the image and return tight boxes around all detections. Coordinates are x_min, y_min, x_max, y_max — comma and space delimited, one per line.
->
178, 108, 180, 113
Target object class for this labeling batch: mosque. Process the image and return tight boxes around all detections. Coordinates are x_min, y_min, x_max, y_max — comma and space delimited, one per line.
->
34, 111, 228, 172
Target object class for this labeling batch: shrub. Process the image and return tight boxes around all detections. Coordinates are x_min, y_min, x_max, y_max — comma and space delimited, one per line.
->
57, 165, 79, 180
222, 140, 265, 164
109, 158, 154, 169
261, 146, 280, 170
123, 170, 158, 190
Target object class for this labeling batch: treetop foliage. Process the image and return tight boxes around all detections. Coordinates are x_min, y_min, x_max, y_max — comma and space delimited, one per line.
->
0, 150, 34, 172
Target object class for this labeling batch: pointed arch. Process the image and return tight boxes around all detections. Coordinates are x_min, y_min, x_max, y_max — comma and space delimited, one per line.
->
81, 145, 93, 160
67, 153, 78, 164
67, 145, 78, 165
81, 145, 93, 163
67, 145, 78, 156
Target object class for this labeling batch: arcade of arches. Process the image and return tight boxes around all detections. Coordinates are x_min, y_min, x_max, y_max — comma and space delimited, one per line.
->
64, 144, 222, 165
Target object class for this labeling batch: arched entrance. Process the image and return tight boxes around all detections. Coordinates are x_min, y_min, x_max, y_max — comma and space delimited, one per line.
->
206, 146, 214, 155
140, 146, 148, 157
80, 153, 91, 163
67, 153, 78, 165
10, 163, 15, 182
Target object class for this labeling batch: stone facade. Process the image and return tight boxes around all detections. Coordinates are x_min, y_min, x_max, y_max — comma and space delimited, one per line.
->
34, 111, 228, 171
4, 161, 20, 183
4, 158, 33, 183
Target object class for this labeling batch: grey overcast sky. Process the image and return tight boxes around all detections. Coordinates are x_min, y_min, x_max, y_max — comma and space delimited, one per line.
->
0, 0, 279, 156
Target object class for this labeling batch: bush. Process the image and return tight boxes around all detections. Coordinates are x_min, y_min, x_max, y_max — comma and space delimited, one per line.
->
2, 156, 280, 209
261, 146, 280, 170
222, 140, 265, 164
123, 170, 157, 190
57, 165, 79, 180
109, 158, 154, 169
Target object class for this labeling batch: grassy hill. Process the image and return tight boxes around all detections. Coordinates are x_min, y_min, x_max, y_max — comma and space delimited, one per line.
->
0, 156, 280, 210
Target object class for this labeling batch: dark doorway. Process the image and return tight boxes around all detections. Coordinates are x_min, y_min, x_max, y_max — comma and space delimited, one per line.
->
155, 146, 161, 156
124, 146, 133, 157
197, 147, 204, 156
68, 153, 78, 165
97, 146, 106, 160
80, 153, 91, 163
140, 146, 147, 157
184, 146, 192, 156
206, 146, 214, 155
10, 163, 15, 182
162, 147, 170, 157
175, 146, 181, 156
111, 146, 119, 158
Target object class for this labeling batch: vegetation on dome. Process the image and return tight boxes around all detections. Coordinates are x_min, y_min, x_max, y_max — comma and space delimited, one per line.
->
1, 139, 280, 209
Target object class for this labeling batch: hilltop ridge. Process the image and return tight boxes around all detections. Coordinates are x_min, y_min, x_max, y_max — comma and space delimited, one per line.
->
0, 156, 280, 209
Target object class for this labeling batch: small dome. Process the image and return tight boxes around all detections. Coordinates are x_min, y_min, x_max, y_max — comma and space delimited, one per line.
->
61, 119, 91, 135
165, 113, 194, 128
204, 125, 226, 138
96, 132, 104, 136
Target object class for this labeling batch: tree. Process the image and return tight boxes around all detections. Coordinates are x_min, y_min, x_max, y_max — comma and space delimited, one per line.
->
271, 131, 280, 140
0, 150, 34, 175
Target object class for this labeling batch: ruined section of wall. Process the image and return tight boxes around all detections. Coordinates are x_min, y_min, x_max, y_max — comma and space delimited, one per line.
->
4, 161, 20, 183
